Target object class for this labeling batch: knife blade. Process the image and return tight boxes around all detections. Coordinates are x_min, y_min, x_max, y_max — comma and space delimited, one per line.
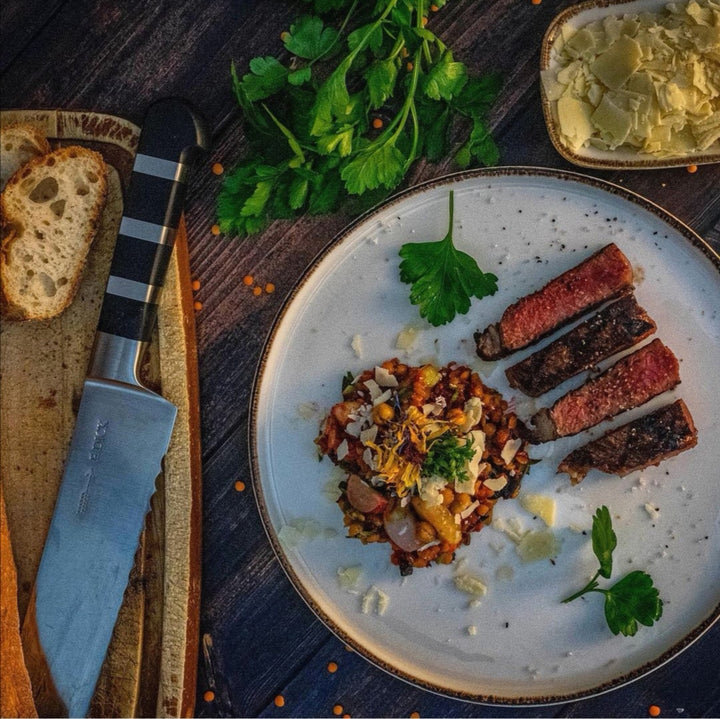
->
32, 98, 208, 718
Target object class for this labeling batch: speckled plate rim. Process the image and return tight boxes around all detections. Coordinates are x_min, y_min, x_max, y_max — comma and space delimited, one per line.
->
539, 0, 720, 171
249, 166, 720, 706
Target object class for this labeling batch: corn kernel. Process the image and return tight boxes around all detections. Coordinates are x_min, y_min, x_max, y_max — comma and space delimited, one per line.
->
419, 364, 441, 387
372, 403, 394, 423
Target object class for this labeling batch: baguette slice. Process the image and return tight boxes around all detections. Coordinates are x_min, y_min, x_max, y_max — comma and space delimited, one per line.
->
1, 146, 108, 320
1, 483, 38, 718
0, 123, 51, 190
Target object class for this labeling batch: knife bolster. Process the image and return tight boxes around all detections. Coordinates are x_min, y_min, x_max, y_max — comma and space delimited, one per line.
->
88, 331, 149, 387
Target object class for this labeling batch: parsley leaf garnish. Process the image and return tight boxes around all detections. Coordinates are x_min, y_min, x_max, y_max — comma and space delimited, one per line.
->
562, 505, 663, 637
423, 432, 476, 483
217, 1, 502, 237
398, 191, 498, 326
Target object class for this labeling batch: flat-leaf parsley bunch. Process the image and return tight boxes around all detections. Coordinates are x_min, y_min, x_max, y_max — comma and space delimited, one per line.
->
217, 0, 502, 236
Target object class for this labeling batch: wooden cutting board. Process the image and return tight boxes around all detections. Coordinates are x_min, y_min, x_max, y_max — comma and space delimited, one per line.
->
0, 109, 201, 717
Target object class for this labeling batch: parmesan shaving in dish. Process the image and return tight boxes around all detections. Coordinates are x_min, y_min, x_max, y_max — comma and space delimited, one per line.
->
543, 0, 720, 157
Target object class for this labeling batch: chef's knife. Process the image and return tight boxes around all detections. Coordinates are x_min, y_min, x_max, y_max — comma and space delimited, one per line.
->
32, 98, 208, 718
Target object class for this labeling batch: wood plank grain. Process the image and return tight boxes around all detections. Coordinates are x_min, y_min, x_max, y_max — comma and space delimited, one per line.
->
0, 0, 288, 131
0, 0, 66, 72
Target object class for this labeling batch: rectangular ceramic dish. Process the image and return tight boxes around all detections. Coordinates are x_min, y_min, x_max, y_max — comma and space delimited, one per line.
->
540, 0, 720, 170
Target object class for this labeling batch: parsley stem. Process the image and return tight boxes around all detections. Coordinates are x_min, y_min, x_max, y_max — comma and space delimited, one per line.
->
561, 571, 600, 603
422, 39, 433, 67
260, 103, 305, 162
344, 0, 398, 68
406, 100, 420, 171
387, 34, 406, 61
308, 0, 359, 68
393, 49, 422, 143
367, 46, 421, 151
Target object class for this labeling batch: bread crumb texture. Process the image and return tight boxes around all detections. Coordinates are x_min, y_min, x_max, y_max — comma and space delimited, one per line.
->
1, 145, 108, 320
0, 122, 50, 190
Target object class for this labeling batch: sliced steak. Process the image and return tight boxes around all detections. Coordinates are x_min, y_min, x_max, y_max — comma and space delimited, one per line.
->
505, 294, 656, 397
525, 339, 680, 443
558, 399, 697, 484
475, 243, 634, 360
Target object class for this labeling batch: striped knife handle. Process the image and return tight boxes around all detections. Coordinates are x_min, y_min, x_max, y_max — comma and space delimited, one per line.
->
98, 98, 208, 343
89, 98, 208, 385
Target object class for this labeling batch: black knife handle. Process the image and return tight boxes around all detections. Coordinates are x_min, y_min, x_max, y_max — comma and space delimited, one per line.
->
97, 98, 209, 343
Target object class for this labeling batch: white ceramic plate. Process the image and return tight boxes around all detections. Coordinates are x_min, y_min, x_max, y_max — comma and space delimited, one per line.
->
540, 0, 720, 170
250, 168, 720, 704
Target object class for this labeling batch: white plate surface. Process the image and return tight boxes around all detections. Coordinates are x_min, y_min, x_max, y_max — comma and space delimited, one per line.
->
250, 168, 720, 704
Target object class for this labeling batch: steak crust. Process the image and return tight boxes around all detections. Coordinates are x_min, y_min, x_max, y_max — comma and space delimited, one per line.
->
526, 339, 680, 443
475, 243, 634, 360
505, 294, 656, 397
558, 399, 697, 484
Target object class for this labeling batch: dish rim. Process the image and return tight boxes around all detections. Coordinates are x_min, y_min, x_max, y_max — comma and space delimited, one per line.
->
539, 0, 720, 171
248, 165, 720, 705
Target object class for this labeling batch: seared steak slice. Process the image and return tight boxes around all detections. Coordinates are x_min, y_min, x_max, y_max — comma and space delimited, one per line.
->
505, 294, 656, 396
558, 400, 697, 484
526, 339, 680, 443
475, 243, 634, 360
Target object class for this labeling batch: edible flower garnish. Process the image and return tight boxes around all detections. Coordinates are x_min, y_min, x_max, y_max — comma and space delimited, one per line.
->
366, 406, 450, 495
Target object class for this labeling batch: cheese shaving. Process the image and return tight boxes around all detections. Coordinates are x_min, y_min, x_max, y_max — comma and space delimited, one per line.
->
454, 572, 488, 597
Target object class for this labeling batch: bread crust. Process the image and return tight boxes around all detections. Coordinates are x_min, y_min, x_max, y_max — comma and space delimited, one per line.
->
0, 483, 38, 718
0, 122, 51, 191
0, 145, 108, 321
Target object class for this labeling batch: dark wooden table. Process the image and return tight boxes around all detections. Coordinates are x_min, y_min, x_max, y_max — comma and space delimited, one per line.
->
3, 1, 719, 717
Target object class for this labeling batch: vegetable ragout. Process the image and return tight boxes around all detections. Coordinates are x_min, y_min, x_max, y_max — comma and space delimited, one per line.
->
316, 359, 531, 575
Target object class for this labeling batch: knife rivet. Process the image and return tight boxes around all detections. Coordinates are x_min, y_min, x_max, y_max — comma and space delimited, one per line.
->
203, 690, 215, 702
234, 480, 246, 492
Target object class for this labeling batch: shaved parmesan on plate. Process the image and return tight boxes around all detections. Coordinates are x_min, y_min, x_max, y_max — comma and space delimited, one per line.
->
516, 530, 560, 563
454, 572, 488, 597
520, 493, 557, 527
